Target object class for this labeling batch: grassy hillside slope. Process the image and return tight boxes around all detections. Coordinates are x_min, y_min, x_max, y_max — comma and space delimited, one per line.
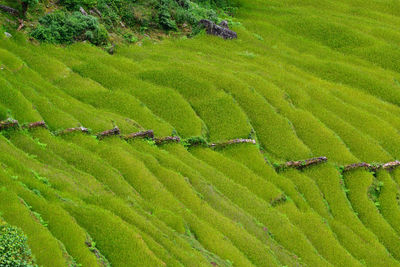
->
2, 0, 400, 266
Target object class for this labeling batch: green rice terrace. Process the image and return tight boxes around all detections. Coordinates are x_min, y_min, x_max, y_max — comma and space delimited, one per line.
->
2, 0, 400, 266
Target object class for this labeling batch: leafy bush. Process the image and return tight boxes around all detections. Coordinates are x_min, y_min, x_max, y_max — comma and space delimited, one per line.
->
59, 0, 97, 9
158, 0, 178, 30
31, 11, 108, 45
23, 0, 38, 5
175, 1, 218, 25
0, 224, 37, 267
117, 3, 138, 27
30, 0, 236, 43
194, 0, 234, 9
123, 33, 138, 43
18, 0, 39, 16
97, 0, 125, 29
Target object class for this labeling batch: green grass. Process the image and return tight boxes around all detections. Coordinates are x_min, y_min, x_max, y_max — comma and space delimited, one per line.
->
343, 169, 400, 260
3, 0, 400, 265
64, 203, 165, 266
167, 146, 329, 266
138, 67, 253, 142
375, 169, 400, 236
303, 164, 400, 266
0, 187, 68, 267
123, 140, 280, 266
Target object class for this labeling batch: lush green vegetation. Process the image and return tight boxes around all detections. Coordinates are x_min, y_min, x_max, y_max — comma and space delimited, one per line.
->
1, 0, 239, 46
31, 11, 108, 45
0, 222, 37, 266
2, 0, 400, 266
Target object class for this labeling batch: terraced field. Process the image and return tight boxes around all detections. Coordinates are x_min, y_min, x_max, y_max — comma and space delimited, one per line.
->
2, 0, 400, 266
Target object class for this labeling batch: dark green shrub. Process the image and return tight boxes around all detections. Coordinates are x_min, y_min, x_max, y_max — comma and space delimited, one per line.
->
123, 33, 138, 43
59, 0, 97, 9
20, 0, 39, 16
175, 3, 217, 25
0, 224, 37, 267
38, 0, 235, 39
119, 3, 137, 27
176, 0, 190, 9
31, 11, 108, 45
162, 0, 220, 27
193, 0, 235, 9
23, 0, 38, 5
158, 0, 178, 30
97, 0, 122, 29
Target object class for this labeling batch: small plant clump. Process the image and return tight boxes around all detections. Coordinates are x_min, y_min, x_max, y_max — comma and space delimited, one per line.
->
182, 136, 208, 148
31, 170, 51, 186
368, 178, 384, 210
0, 223, 37, 267
337, 166, 351, 196
270, 194, 287, 207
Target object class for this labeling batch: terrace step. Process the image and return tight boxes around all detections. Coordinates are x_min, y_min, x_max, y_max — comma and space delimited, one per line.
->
275, 156, 328, 172
124, 130, 154, 141
57, 127, 90, 136
0, 119, 19, 131
97, 127, 121, 139
210, 138, 256, 148
23, 121, 47, 130
154, 136, 181, 145
343, 161, 400, 173
343, 163, 371, 172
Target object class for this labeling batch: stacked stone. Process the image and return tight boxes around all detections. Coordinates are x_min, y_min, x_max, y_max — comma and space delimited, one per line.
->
343, 163, 372, 172
24, 121, 47, 130
0, 119, 19, 131
124, 130, 154, 140
210, 138, 256, 148
97, 127, 120, 139
57, 126, 90, 136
